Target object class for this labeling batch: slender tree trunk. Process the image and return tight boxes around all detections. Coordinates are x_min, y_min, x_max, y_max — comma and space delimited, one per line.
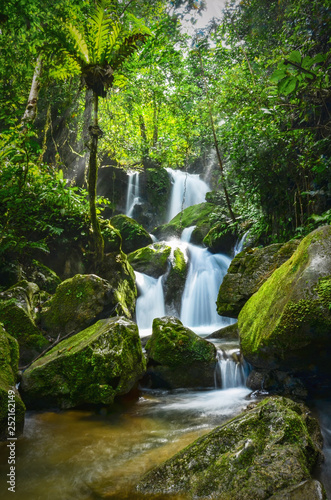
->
21, 54, 43, 128
88, 92, 104, 263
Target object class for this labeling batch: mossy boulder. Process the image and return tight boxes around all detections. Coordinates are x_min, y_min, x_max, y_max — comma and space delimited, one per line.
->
0, 326, 25, 439
238, 226, 331, 388
21, 317, 146, 409
145, 316, 217, 388
0, 281, 49, 365
145, 167, 172, 223
128, 243, 171, 278
100, 220, 122, 253
153, 202, 217, 243
217, 240, 300, 318
110, 214, 153, 254
39, 273, 133, 340
203, 221, 238, 253
137, 396, 323, 499
94, 252, 137, 319
25, 260, 61, 294
164, 248, 188, 316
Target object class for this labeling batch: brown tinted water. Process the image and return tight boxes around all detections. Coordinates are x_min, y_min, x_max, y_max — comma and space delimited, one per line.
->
0, 387, 252, 500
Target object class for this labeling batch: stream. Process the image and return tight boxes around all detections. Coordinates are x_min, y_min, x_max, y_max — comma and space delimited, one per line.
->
1, 168, 329, 499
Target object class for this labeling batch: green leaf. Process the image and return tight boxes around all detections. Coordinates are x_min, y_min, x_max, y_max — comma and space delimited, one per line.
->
278, 76, 297, 95
270, 69, 287, 83
288, 50, 301, 64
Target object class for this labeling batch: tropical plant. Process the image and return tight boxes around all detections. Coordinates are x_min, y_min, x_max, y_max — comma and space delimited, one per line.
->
57, 0, 150, 262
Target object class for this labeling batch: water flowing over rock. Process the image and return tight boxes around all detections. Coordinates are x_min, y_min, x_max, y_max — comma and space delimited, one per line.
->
144, 316, 217, 389
125, 171, 140, 217
239, 226, 331, 391
137, 396, 323, 499
166, 168, 210, 222
21, 317, 146, 409
217, 240, 300, 318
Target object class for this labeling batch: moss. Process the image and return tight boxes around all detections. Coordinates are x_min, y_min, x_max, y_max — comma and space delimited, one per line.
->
27, 260, 61, 294
21, 317, 146, 409
137, 396, 322, 499
146, 167, 171, 219
0, 326, 25, 439
154, 202, 217, 241
110, 214, 152, 254
128, 243, 171, 278
238, 226, 331, 368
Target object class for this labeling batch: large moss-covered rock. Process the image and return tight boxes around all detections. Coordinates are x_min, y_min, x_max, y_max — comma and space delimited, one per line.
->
217, 240, 300, 318
128, 243, 171, 278
39, 273, 132, 340
145, 316, 217, 388
21, 317, 146, 409
0, 281, 49, 364
203, 220, 237, 253
0, 326, 25, 439
25, 260, 61, 294
238, 226, 331, 386
137, 396, 323, 499
164, 248, 188, 316
94, 252, 137, 319
153, 202, 217, 244
110, 214, 152, 254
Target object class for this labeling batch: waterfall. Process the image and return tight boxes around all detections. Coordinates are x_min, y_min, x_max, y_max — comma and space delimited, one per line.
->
233, 230, 249, 256
166, 168, 210, 222
180, 241, 234, 335
214, 349, 250, 389
126, 171, 140, 217
135, 271, 165, 337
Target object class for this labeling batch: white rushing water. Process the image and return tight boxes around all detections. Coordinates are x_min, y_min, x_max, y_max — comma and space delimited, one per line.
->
215, 349, 250, 390
125, 171, 140, 217
135, 271, 165, 337
166, 168, 210, 222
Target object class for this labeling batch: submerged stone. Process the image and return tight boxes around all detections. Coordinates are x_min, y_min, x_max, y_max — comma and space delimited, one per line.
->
137, 396, 323, 499
21, 317, 146, 409
128, 242, 171, 278
0, 326, 25, 439
238, 226, 331, 389
145, 316, 216, 389
217, 240, 300, 318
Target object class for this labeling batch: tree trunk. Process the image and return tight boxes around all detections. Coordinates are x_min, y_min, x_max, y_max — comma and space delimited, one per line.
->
88, 92, 104, 263
21, 54, 43, 128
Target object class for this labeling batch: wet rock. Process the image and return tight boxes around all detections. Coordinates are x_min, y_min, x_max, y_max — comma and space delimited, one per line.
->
25, 260, 61, 294
128, 243, 171, 278
0, 325, 25, 439
217, 240, 300, 318
39, 273, 134, 340
164, 247, 188, 316
137, 396, 323, 499
21, 317, 146, 409
145, 316, 217, 389
206, 322, 239, 340
110, 214, 152, 254
268, 479, 326, 499
203, 221, 238, 253
0, 281, 49, 364
239, 226, 331, 390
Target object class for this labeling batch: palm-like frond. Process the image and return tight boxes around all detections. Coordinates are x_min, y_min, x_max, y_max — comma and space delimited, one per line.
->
67, 23, 90, 65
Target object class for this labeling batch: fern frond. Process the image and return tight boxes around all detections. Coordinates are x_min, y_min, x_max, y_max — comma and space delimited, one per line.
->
104, 22, 121, 63
67, 23, 90, 64
111, 33, 149, 71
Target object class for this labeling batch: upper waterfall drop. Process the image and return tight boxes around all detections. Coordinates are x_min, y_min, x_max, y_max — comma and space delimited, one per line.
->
126, 171, 140, 217
166, 168, 210, 222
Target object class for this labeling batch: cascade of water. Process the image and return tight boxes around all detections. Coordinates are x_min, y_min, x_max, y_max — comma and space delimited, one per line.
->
214, 349, 249, 389
126, 171, 140, 217
233, 230, 249, 256
135, 271, 165, 337
166, 168, 210, 222
180, 240, 233, 335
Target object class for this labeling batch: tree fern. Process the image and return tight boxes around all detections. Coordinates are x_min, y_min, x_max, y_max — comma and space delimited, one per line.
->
67, 24, 90, 65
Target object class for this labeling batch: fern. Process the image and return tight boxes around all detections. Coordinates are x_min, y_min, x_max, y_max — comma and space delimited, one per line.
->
67, 24, 90, 64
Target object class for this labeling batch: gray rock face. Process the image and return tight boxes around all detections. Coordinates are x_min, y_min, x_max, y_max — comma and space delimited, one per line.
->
144, 316, 217, 389
137, 397, 323, 499
21, 317, 146, 409
238, 226, 331, 388
217, 240, 300, 318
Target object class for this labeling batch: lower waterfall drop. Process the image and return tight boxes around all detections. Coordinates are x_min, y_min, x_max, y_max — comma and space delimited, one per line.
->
214, 349, 250, 390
